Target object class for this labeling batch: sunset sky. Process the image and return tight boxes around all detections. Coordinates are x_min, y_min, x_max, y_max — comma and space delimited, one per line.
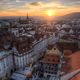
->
0, 0, 80, 17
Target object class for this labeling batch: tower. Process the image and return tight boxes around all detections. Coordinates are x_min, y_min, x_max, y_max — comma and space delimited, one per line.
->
27, 13, 29, 20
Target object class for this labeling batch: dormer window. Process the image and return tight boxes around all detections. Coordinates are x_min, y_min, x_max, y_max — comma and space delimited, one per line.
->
54, 47, 56, 50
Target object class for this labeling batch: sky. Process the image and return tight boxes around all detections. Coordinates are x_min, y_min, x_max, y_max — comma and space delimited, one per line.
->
0, 0, 80, 16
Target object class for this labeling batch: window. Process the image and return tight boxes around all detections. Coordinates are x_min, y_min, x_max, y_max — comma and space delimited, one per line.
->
54, 47, 56, 50
46, 71, 47, 73
49, 67, 51, 70
10, 79, 15, 80
52, 59, 54, 61
51, 67, 53, 70
47, 75, 51, 78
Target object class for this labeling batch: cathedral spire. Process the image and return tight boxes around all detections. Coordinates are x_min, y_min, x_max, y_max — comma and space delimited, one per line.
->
27, 13, 29, 19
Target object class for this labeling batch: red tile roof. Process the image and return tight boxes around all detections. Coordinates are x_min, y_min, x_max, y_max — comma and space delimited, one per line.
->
63, 50, 73, 56
69, 51, 80, 72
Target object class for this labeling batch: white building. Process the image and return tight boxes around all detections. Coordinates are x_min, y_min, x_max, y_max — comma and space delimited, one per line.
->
69, 29, 74, 34
0, 51, 13, 80
58, 30, 67, 37
61, 24, 71, 29
11, 28, 19, 37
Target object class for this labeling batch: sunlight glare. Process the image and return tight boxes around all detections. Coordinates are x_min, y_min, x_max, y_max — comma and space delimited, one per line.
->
46, 10, 55, 16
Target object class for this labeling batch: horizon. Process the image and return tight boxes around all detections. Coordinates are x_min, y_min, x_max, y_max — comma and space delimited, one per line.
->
0, 0, 80, 17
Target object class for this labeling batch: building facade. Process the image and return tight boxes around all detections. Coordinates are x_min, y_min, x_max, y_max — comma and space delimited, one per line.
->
0, 51, 13, 80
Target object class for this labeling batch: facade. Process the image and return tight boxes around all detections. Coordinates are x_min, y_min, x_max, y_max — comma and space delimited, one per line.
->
0, 51, 13, 80
40, 53, 60, 78
39, 46, 60, 78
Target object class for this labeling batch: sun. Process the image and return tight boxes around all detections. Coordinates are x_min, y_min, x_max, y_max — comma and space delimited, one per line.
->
46, 10, 55, 17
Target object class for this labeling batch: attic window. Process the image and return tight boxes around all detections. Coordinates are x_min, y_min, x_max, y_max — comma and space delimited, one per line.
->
54, 47, 56, 50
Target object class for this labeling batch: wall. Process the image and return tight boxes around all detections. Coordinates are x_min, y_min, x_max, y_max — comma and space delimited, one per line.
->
0, 54, 13, 80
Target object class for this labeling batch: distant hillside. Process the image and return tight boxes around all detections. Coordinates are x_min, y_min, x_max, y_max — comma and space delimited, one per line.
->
60, 12, 80, 20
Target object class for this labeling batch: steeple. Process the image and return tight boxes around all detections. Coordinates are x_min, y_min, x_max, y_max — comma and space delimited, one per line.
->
26, 13, 32, 24
27, 13, 29, 20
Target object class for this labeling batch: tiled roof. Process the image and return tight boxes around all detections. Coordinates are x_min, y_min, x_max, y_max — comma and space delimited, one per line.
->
63, 50, 73, 56
69, 51, 80, 72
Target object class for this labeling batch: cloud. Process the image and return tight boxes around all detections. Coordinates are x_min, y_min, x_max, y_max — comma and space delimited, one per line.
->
42, 6, 67, 10
59, 0, 80, 6
0, 0, 28, 11
29, 2, 42, 6
0, 0, 63, 12
23, 1, 68, 13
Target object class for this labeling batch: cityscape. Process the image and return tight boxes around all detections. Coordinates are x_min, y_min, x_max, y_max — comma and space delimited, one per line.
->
0, 0, 80, 80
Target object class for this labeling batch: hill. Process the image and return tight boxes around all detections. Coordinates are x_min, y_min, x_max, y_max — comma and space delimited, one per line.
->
60, 12, 80, 20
